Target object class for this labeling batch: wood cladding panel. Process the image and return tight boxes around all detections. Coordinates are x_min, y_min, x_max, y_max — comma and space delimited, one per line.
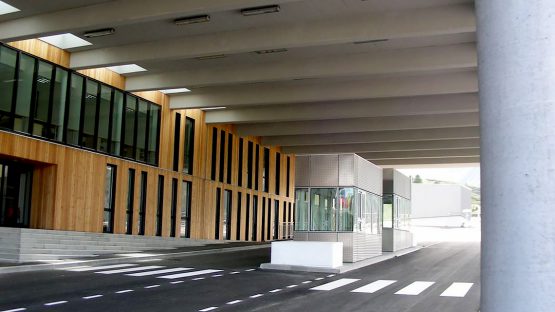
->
8, 39, 70, 67
78, 68, 126, 90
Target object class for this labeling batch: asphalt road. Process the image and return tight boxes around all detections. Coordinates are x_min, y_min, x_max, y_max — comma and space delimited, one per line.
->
0, 241, 480, 312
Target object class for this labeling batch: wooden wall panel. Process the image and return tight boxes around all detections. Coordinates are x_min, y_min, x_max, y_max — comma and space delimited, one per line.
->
8, 39, 70, 67
78, 68, 126, 90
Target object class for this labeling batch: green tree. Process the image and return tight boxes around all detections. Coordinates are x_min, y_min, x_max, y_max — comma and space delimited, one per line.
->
413, 174, 423, 183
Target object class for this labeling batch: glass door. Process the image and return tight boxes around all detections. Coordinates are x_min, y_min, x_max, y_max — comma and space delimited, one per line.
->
0, 160, 33, 228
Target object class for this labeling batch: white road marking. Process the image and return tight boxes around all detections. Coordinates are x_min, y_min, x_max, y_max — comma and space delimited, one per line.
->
44, 301, 67, 306
230, 271, 240, 274
227, 300, 242, 305
302, 281, 312, 284
192, 277, 205, 281
1, 308, 27, 312
127, 267, 193, 277
211, 274, 223, 277
145, 284, 160, 289
286, 285, 298, 288
310, 278, 360, 291
96, 265, 164, 274
199, 307, 217, 311
250, 294, 263, 298
352, 280, 397, 293
440, 282, 474, 297
69, 264, 136, 272
115, 289, 134, 294
158, 269, 222, 279
395, 281, 435, 295
245, 269, 255, 272
269, 289, 281, 293
327, 274, 335, 277
315, 277, 324, 281
170, 281, 184, 284
60, 266, 90, 271
82, 295, 103, 300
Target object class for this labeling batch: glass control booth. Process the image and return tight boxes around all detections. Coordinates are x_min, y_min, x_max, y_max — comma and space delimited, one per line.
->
382, 169, 413, 252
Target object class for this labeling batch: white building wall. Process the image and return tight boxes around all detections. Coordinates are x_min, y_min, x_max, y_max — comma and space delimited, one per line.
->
411, 183, 471, 218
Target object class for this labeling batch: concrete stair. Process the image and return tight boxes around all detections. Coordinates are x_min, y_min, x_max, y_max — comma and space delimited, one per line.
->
0, 228, 225, 263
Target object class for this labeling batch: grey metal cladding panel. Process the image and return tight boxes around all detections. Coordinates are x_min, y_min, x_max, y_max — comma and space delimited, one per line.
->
338, 154, 355, 186
353, 233, 382, 262
337, 233, 354, 263
393, 170, 412, 199
293, 232, 308, 241
309, 155, 339, 187
295, 156, 310, 187
354, 155, 383, 194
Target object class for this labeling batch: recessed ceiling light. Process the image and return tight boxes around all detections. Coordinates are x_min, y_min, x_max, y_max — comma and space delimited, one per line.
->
160, 88, 191, 94
174, 15, 210, 25
83, 28, 115, 38
106, 64, 147, 74
241, 5, 280, 16
195, 54, 226, 61
0, 1, 19, 15
38, 33, 92, 49
201, 107, 227, 111
255, 48, 288, 54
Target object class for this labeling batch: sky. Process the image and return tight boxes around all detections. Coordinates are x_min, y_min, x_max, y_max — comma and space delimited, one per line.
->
398, 167, 481, 187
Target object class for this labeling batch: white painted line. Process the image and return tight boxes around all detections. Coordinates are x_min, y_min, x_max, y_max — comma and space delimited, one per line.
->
96, 265, 164, 274
199, 307, 217, 311
82, 295, 103, 300
144, 285, 160, 289
44, 301, 67, 306
127, 267, 193, 277
227, 300, 242, 305
230, 271, 240, 274
245, 269, 255, 272
1, 308, 27, 312
60, 266, 90, 271
315, 277, 324, 281
395, 281, 435, 296
211, 274, 223, 277
69, 264, 136, 272
440, 283, 474, 297
310, 278, 360, 291
115, 289, 134, 294
192, 277, 205, 281
170, 281, 184, 284
158, 269, 222, 279
327, 274, 335, 277
352, 280, 397, 293
286, 285, 298, 288
250, 294, 263, 298
137, 258, 163, 262
302, 281, 312, 284
269, 289, 281, 293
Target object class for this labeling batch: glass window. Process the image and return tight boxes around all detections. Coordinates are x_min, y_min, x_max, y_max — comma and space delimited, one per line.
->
215, 187, 221, 239
211, 128, 217, 180
219, 130, 225, 182
227, 133, 233, 184
236, 192, 242, 240
252, 195, 258, 241
180, 181, 192, 238
275, 152, 281, 195
51, 68, 68, 142
338, 188, 354, 231
310, 188, 337, 231
263, 148, 269, 192
156, 175, 164, 236
110, 91, 124, 155
238, 138, 243, 186
126, 169, 135, 235
254, 145, 259, 190
122, 95, 137, 158
247, 141, 253, 188
170, 178, 178, 237
173, 113, 181, 171
138, 171, 147, 235
223, 190, 232, 240
294, 188, 309, 231
136, 100, 148, 162
286, 157, 290, 197
81, 79, 98, 149
183, 117, 195, 174
97, 84, 111, 152
147, 104, 160, 165
0, 47, 17, 129
32, 61, 53, 138
66, 73, 83, 145
103, 165, 116, 233
14, 54, 35, 133
245, 194, 250, 240
383, 194, 393, 228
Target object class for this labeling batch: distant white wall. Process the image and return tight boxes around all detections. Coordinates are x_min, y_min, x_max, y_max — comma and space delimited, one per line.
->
411, 183, 471, 218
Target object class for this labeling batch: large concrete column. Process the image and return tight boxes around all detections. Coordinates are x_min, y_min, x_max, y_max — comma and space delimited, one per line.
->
477, 1, 555, 311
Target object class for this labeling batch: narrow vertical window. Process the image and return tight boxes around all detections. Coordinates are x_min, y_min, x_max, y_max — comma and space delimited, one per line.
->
286, 156, 291, 197
96, 85, 111, 152
247, 141, 253, 189
261, 199, 266, 241
275, 152, 281, 195
31, 61, 53, 138
138, 171, 147, 235
51, 68, 68, 142
103, 165, 117, 233
219, 130, 225, 183
147, 104, 160, 165
136, 100, 149, 162
211, 128, 217, 180
110, 91, 124, 156
252, 196, 258, 241
245, 194, 250, 241
236, 192, 242, 240
274, 200, 279, 239
170, 178, 178, 237
223, 190, 232, 240
81, 79, 98, 149
255, 145, 259, 191
183, 117, 195, 174
123, 95, 137, 159
238, 138, 243, 186
267, 198, 271, 240
215, 187, 221, 239
227, 133, 233, 184
263, 148, 269, 192
14, 54, 35, 133
0, 46, 17, 130
156, 175, 164, 236
126, 169, 135, 235
181, 181, 192, 238
65, 73, 83, 145
173, 113, 181, 171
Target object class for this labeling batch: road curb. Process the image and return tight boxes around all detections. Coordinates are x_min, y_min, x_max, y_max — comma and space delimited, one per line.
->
0, 244, 270, 274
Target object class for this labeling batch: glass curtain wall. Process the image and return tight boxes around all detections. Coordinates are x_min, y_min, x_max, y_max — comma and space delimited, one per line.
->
382, 194, 410, 230
0, 44, 161, 166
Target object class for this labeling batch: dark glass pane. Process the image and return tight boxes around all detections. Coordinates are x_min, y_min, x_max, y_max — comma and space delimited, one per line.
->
183, 117, 195, 174
103, 165, 116, 233
138, 171, 147, 235
148, 104, 160, 165
173, 113, 181, 171
66, 73, 83, 145
0, 47, 17, 129
275, 152, 281, 195
180, 180, 192, 238
51, 68, 68, 142
238, 139, 243, 186
156, 175, 164, 236
32, 61, 53, 137
122, 95, 137, 158
126, 169, 135, 235
14, 54, 35, 133
81, 79, 98, 149
227, 133, 233, 184
111, 91, 124, 156
136, 100, 148, 162
97, 85, 111, 152
219, 130, 225, 182
211, 128, 217, 180
247, 141, 253, 189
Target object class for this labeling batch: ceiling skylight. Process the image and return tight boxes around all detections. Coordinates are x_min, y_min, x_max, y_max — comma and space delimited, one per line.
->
106, 64, 147, 74
39, 33, 92, 49
0, 1, 19, 15
160, 88, 191, 94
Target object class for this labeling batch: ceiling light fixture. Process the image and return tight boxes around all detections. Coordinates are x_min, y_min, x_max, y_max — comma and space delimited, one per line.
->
106, 64, 147, 74
160, 88, 191, 94
353, 39, 389, 44
195, 54, 226, 61
241, 5, 280, 16
39, 33, 92, 49
174, 14, 211, 25
201, 107, 227, 111
83, 28, 116, 38
255, 48, 288, 54
0, 1, 19, 15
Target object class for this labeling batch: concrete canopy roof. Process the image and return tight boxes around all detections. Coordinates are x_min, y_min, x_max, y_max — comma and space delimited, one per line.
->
0, 0, 479, 167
